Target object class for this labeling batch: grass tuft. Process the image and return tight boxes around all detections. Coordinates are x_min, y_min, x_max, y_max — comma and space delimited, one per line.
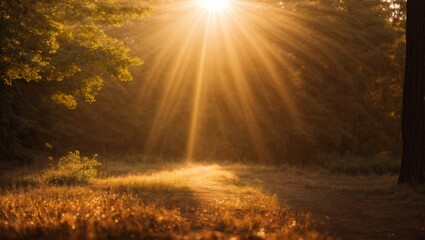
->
45, 151, 101, 185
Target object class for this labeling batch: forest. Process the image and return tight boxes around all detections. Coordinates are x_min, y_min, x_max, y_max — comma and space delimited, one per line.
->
0, 0, 424, 239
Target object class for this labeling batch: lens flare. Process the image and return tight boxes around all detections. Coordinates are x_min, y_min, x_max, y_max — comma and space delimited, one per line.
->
199, 0, 231, 11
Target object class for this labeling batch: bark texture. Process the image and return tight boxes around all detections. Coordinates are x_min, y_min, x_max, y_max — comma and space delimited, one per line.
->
398, 0, 425, 185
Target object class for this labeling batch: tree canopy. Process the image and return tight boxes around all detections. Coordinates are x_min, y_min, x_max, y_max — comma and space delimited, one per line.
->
0, 0, 150, 160
0, 0, 151, 108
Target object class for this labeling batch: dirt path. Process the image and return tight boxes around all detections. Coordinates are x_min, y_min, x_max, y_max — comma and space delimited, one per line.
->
231, 167, 425, 240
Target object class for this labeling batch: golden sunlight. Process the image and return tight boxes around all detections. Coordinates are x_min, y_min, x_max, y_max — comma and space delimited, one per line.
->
138, 0, 304, 162
198, 0, 231, 12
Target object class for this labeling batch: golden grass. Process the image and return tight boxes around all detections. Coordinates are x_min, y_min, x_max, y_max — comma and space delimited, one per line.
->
0, 187, 187, 239
0, 162, 332, 239
94, 173, 185, 192
93, 164, 236, 192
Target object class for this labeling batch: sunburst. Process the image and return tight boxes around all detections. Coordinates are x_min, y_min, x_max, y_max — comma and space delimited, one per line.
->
199, 0, 231, 12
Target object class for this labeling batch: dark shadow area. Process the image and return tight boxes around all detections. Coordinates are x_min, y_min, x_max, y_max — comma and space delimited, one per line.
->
229, 165, 425, 240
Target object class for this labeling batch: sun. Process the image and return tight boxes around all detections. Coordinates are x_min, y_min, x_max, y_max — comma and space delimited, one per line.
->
199, 0, 231, 12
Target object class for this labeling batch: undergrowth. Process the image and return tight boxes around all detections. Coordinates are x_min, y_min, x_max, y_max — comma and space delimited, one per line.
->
45, 151, 101, 185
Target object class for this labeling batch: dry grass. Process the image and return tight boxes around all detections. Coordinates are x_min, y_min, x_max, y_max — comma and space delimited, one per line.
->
2, 160, 425, 239
2, 157, 424, 240
0, 187, 186, 239
0, 162, 332, 239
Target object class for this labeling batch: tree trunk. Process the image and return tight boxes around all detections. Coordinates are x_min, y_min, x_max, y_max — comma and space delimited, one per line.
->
398, 0, 425, 185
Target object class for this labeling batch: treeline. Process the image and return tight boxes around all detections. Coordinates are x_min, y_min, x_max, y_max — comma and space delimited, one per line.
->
0, 0, 406, 164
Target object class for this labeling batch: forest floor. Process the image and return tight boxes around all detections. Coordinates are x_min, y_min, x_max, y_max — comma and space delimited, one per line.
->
0, 161, 424, 239
242, 165, 425, 240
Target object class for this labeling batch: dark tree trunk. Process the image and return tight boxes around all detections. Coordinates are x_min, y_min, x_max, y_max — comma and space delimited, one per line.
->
398, 0, 425, 185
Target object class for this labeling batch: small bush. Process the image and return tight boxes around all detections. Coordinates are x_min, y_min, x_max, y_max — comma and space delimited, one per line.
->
46, 151, 101, 185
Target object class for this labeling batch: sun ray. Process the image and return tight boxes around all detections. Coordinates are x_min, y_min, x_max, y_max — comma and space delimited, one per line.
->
139, 7, 208, 154
185, 18, 211, 161
126, 0, 354, 161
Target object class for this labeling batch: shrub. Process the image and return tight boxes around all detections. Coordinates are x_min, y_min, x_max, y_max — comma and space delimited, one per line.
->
46, 151, 101, 185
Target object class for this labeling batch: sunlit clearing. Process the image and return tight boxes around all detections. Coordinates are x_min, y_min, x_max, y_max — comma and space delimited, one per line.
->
199, 0, 231, 12
0, 164, 333, 239
95, 164, 238, 193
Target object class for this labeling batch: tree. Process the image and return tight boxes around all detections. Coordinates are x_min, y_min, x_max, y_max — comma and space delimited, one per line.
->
0, 0, 151, 108
0, 0, 151, 160
398, 0, 425, 185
